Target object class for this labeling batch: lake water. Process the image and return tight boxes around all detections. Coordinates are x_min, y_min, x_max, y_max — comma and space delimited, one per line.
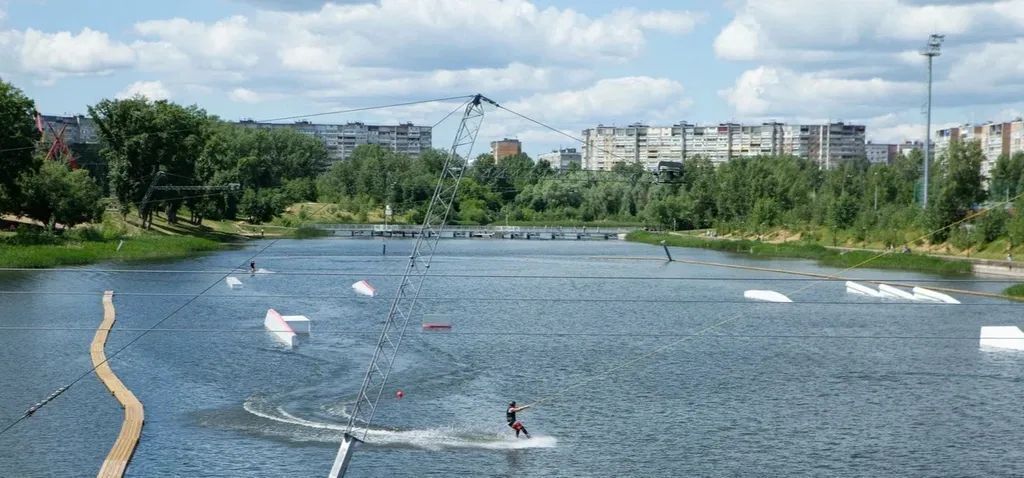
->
1, 238, 1023, 477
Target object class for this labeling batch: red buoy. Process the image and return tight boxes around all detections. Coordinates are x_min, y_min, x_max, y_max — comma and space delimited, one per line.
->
396, 389, 404, 399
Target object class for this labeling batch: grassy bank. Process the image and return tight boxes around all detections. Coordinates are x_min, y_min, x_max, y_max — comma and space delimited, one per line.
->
0, 234, 224, 268
628, 231, 972, 275
1004, 283, 1024, 297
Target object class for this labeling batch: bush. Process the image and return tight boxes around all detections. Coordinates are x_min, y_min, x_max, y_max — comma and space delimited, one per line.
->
7, 225, 61, 245
1004, 283, 1024, 298
950, 226, 975, 250
66, 226, 105, 242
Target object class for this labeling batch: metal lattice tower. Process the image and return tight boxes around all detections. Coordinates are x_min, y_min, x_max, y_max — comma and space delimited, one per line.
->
329, 94, 493, 477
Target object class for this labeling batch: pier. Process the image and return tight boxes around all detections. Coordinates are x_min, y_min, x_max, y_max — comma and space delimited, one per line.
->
316, 224, 633, 240
92, 291, 144, 478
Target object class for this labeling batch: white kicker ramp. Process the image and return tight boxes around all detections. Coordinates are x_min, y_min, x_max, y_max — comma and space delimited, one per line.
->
912, 286, 960, 304
845, 281, 882, 297
980, 326, 1024, 350
878, 284, 917, 300
226, 277, 243, 289
744, 290, 793, 303
264, 308, 297, 347
281, 315, 311, 334
352, 280, 377, 297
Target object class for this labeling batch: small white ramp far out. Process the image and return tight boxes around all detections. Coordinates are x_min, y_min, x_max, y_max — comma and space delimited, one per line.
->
225, 276, 243, 289
845, 281, 882, 297
912, 286, 960, 304
878, 284, 917, 300
352, 280, 377, 297
980, 326, 1024, 350
744, 290, 793, 303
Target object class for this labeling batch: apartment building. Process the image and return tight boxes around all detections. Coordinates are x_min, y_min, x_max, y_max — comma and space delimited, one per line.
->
236, 120, 432, 162
865, 142, 898, 164
936, 119, 1024, 180
582, 121, 865, 170
538, 148, 582, 170
490, 138, 522, 162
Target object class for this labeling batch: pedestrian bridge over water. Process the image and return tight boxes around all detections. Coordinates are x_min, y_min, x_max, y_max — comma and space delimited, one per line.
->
315, 224, 634, 240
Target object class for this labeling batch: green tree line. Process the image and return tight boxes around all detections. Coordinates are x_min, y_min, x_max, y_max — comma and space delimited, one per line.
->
5, 76, 1024, 253
1, 78, 327, 232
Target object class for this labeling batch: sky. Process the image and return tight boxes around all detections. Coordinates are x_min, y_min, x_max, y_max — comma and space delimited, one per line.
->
2, 0, 1024, 157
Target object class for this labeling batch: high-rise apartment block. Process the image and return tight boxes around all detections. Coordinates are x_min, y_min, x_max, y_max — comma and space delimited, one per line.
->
582, 122, 865, 170
490, 138, 523, 162
936, 119, 1024, 180
538, 148, 582, 170
865, 142, 898, 164
236, 120, 432, 162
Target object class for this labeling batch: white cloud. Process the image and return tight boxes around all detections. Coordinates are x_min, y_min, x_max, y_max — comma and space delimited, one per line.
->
18, 28, 135, 77
715, 0, 1024, 61
506, 76, 691, 124
134, 16, 261, 69
861, 113, 961, 143
720, 66, 919, 118
299, 63, 590, 101
129, 0, 701, 78
116, 80, 171, 100
948, 39, 1024, 85
229, 87, 262, 103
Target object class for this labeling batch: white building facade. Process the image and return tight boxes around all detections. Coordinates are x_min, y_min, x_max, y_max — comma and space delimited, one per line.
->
236, 120, 432, 162
935, 119, 1024, 181
538, 148, 582, 170
865, 142, 897, 164
582, 121, 865, 170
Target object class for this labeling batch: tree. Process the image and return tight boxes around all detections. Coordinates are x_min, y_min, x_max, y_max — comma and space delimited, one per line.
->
17, 158, 103, 231
89, 97, 208, 226
1007, 202, 1024, 248
928, 140, 986, 241
991, 152, 1024, 202
0, 78, 41, 212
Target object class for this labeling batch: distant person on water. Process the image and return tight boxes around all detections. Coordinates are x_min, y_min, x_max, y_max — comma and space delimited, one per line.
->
250, 260, 256, 274
506, 401, 531, 438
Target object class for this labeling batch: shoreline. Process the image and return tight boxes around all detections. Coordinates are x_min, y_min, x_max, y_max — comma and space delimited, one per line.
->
0, 235, 236, 268
627, 231, 973, 275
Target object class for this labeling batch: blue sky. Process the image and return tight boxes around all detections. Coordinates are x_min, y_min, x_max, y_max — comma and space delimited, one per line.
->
2, 0, 1023, 156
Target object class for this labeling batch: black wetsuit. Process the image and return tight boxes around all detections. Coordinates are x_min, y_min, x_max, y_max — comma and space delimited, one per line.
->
507, 406, 529, 437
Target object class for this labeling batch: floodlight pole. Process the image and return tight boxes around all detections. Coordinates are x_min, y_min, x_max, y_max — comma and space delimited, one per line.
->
921, 33, 943, 208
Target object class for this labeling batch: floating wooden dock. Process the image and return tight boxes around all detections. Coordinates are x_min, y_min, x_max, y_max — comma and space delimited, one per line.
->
316, 224, 631, 240
92, 291, 144, 478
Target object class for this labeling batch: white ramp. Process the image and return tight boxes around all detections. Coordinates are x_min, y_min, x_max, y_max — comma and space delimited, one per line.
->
912, 286, 960, 304
980, 326, 1024, 350
744, 290, 793, 303
352, 280, 377, 297
282, 315, 311, 334
878, 284, 916, 300
226, 276, 243, 289
264, 308, 296, 347
845, 281, 881, 297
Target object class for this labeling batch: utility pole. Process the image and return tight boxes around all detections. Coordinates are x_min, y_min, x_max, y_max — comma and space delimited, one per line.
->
920, 33, 944, 208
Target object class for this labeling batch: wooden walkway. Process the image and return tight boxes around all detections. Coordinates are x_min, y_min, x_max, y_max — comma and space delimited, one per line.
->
92, 291, 145, 478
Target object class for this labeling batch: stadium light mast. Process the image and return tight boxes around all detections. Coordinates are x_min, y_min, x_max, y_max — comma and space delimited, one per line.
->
920, 33, 944, 208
